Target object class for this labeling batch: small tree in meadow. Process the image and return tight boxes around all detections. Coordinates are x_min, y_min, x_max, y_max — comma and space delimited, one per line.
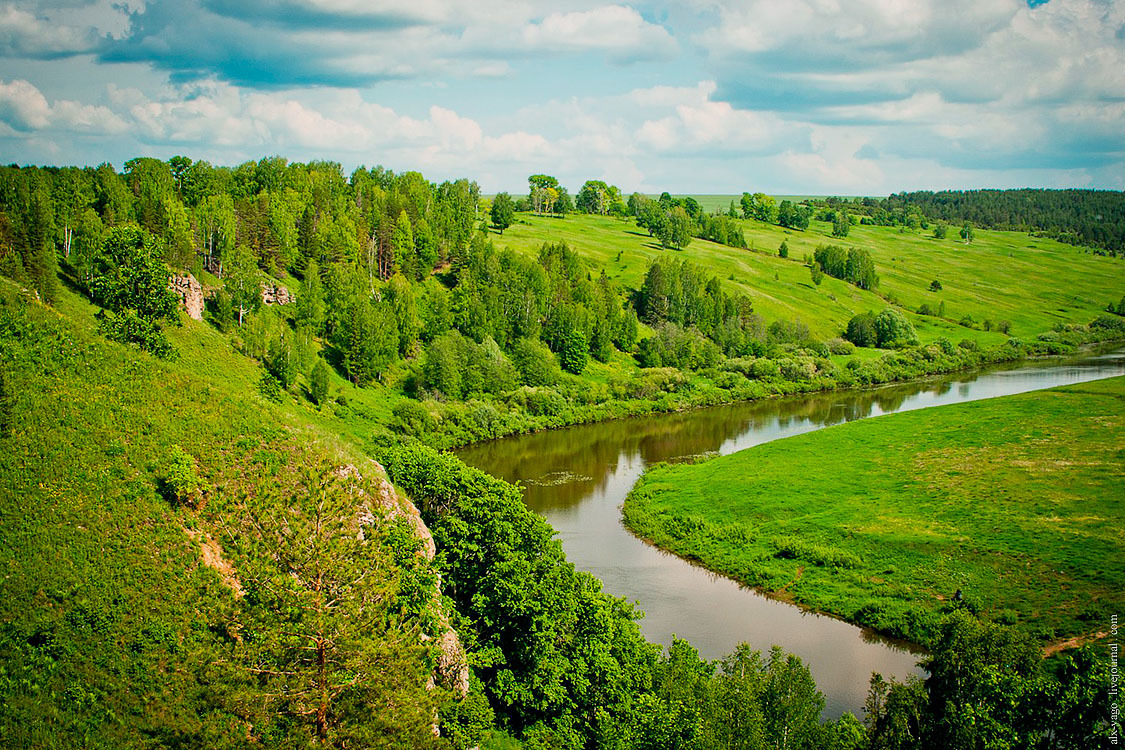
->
490, 192, 515, 234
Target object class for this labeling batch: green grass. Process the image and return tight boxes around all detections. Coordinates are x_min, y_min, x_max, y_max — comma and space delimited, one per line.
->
0, 279, 433, 746
623, 377, 1125, 646
491, 213, 1123, 344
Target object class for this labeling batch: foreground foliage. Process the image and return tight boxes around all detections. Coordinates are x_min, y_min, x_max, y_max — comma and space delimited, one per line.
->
0, 283, 440, 747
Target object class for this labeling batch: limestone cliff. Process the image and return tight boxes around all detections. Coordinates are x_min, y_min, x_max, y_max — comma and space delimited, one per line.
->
170, 273, 204, 321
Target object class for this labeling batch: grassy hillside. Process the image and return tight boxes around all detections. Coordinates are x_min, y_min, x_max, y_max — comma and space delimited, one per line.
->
0, 280, 443, 748
491, 212, 1122, 344
624, 377, 1125, 647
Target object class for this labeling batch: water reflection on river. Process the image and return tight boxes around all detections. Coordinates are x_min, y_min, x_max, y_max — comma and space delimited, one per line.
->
457, 348, 1125, 718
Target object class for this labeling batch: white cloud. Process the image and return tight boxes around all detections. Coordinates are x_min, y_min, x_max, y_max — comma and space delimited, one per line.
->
699, 0, 1021, 66
520, 5, 677, 62
0, 79, 50, 130
0, 5, 100, 56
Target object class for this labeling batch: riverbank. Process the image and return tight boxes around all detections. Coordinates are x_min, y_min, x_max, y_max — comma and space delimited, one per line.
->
414, 320, 1125, 449
622, 376, 1125, 648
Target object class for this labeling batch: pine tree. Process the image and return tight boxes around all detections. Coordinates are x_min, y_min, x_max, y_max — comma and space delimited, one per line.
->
230, 463, 443, 746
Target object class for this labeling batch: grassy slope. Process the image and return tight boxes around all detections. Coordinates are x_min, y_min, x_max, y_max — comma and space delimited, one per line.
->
623, 377, 1125, 646
0, 280, 428, 747
491, 213, 1123, 344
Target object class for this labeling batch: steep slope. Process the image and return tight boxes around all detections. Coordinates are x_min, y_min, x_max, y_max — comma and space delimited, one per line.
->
0, 280, 453, 748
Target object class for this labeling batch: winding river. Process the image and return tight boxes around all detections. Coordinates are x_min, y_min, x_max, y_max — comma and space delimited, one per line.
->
456, 348, 1125, 718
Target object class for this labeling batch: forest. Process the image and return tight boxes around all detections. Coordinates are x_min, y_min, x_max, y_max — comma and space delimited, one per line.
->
0, 155, 1122, 748
877, 189, 1124, 254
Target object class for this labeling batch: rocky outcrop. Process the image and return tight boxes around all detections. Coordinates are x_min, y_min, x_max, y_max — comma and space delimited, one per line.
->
338, 462, 469, 699
170, 273, 204, 321
261, 283, 292, 306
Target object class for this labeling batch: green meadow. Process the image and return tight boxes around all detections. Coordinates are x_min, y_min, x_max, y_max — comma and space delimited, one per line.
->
491, 212, 1121, 344
623, 376, 1125, 647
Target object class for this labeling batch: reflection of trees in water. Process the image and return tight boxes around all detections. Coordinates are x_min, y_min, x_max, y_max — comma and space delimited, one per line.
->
458, 377, 959, 512
458, 348, 1125, 516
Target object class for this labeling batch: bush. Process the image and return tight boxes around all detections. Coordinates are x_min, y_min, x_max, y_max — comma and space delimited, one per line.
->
873, 308, 918, 348
1090, 314, 1125, 333
309, 359, 330, 405
767, 318, 811, 345
778, 357, 817, 381
826, 337, 855, 355
844, 312, 877, 347
510, 386, 568, 417
392, 400, 436, 436
511, 337, 562, 386
163, 444, 200, 506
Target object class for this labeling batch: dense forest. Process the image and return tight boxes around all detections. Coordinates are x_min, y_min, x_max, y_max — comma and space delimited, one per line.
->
885, 189, 1125, 254
0, 156, 1121, 748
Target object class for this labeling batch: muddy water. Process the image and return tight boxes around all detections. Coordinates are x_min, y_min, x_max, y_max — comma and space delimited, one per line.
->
457, 348, 1125, 717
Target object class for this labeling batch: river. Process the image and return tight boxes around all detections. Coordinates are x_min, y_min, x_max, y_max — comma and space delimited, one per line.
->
456, 347, 1125, 718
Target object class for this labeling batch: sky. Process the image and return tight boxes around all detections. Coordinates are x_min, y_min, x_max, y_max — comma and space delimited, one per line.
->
0, 0, 1123, 195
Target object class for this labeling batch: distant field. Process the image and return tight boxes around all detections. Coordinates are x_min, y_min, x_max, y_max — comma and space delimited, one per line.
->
623, 376, 1125, 646
670, 195, 876, 213
492, 212, 1123, 343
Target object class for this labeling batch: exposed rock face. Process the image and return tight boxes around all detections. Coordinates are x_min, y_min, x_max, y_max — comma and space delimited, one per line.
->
170, 273, 204, 321
261, 283, 292, 306
337, 462, 469, 699
183, 525, 244, 597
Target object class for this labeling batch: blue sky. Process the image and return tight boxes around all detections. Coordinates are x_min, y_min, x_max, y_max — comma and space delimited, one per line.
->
1, 0, 1122, 194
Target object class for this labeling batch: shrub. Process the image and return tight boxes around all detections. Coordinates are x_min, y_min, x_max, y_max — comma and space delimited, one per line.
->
511, 337, 562, 386
309, 359, 330, 405
778, 357, 817, 381
163, 444, 200, 506
773, 536, 861, 569
844, 312, 877, 347
767, 318, 811, 345
873, 308, 918, 348
826, 337, 855, 355
392, 400, 435, 436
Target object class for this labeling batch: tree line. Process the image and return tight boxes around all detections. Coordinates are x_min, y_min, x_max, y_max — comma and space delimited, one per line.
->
887, 189, 1125, 254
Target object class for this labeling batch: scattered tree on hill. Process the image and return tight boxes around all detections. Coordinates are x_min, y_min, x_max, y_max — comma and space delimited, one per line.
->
88, 224, 180, 356
742, 191, 779, 223
929, 279, 943, 292
490, 192, 515, 234
844, 247, 878, 290
844, 312, 878, 348
576, 180, 625, 216
528, 174, 560, 215
811, 264, 824, 286
872, 308, 918, 348
814, 245, 878, 290
832, 212, 851, 238
960, 222, 974, 244
933, 222, 947, 239
778, 200, 811, 230
779, 240, 789, 258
